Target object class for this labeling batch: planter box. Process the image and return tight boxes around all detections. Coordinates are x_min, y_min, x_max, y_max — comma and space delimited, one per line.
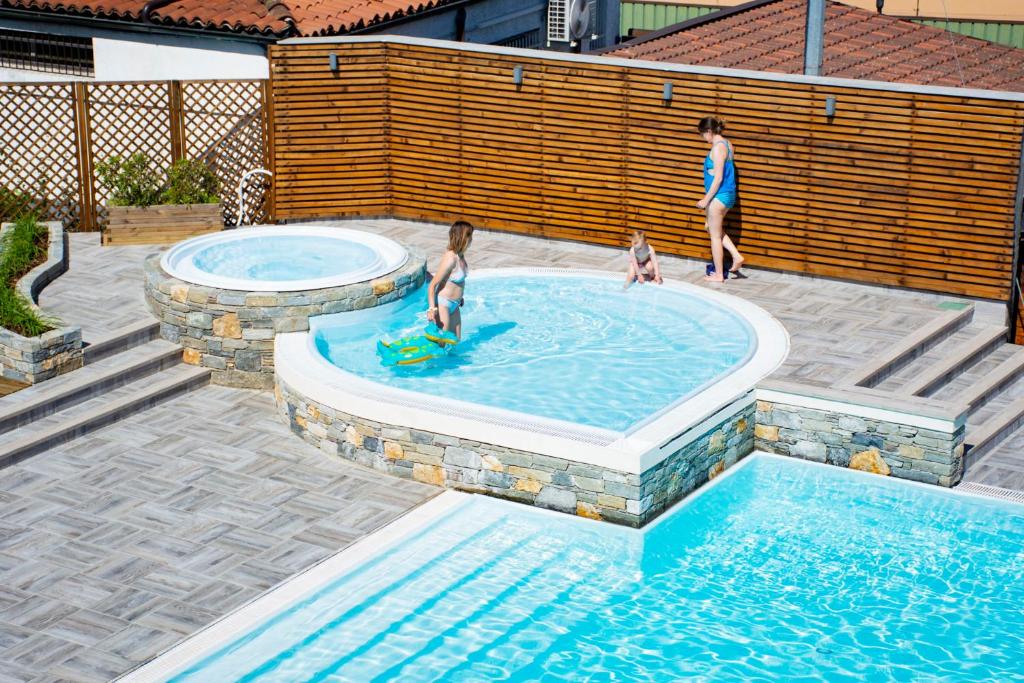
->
0, 220, 83, 385
103, 203, 223, 246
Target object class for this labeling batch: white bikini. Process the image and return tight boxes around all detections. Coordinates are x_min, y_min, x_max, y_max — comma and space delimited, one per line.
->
437, 258, 467, 313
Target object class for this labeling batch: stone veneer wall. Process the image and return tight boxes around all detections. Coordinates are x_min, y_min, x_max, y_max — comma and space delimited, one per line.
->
144, 249, 426, 388
754, 399, 965, 486
277, 377, 755, 527
0, 221, 82, 384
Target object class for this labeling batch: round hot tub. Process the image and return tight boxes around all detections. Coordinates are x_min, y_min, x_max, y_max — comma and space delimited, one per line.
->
160, 226, 408, 292
144, 225, 426, 388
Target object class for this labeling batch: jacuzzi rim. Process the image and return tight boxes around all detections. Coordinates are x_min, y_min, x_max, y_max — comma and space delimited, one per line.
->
276, 268, 790, 474
159, 226, 409, 292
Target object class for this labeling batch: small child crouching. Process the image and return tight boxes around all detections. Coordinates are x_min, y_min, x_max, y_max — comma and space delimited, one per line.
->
624, 230, 663, 288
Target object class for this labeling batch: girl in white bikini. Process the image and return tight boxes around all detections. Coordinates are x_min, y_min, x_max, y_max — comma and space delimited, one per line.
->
426, 220, 474, 340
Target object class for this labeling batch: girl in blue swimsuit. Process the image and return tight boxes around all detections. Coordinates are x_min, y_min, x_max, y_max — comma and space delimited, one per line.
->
427, 220, 474, 340
697, 116, 745, 282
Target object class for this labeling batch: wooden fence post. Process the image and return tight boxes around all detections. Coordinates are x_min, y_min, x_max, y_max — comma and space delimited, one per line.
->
263, 75, 276, 223
73, 82, 95, 231
169, 80, 185, 160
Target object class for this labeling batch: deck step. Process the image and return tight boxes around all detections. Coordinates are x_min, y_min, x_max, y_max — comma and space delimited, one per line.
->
840, 305, 974, 388
965, 396, 1024, 467
959, 348, 1024, 413
0, 364, 210, 469
83, 319, 160, 364
899, 325, 1008, 397
0, 340, 182, 435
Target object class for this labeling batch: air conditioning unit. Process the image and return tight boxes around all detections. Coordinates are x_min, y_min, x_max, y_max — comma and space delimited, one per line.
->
547, 0, 569, 42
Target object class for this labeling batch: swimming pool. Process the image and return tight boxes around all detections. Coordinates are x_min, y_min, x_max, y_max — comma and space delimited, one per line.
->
160, 226, 408, 292
132, 454, 1024, 681
277, 269, 787, 456
315, 272, 754, 433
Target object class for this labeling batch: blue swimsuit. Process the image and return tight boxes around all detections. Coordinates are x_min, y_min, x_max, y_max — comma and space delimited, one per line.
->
703, 140, 737, 209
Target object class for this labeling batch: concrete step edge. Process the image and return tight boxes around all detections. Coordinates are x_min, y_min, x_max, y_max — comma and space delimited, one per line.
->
0, 343, 183, 435
899, 325, 1009, 398
965, 396, 1024, 467
839, 305, 974, 389
0, 365, 210, 469
83, 319, 160, 364
960, 348, 1024, 413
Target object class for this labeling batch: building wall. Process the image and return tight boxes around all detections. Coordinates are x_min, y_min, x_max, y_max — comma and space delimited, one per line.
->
364, 0, 620, 50
0, 16, 268, 82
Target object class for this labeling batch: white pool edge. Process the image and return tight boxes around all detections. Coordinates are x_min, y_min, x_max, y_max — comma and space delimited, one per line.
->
276, 268, 790, 474
160, 225, 409, 292
116, 490, 470, 683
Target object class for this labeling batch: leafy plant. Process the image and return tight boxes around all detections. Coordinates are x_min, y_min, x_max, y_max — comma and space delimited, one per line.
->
96, 153, 162, 207
0, 214, 53, 337
0, 186, 33, 223
162, 159, 219, 205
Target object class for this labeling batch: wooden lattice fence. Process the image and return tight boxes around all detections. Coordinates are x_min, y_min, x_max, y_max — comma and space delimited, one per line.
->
0, 79, 268, 230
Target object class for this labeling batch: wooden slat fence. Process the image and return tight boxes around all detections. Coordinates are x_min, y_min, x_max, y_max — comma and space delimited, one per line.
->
269, 40, 1024, 302
0, 79, 269, 230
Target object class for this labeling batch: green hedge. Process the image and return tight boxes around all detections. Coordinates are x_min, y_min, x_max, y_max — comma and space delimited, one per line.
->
0, 216, 53, 337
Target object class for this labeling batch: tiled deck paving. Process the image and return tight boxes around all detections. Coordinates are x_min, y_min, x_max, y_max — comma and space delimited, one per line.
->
3, 222, 1022, 680
0, 387, 436, 682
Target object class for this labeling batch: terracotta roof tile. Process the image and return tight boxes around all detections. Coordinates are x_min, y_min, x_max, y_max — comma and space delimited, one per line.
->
0, 0, 460, 37
0, 0, 291, 35
605, 0, 1024, 93
286, 0, 457, 37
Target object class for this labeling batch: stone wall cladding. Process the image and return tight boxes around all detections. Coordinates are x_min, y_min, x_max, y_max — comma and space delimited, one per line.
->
0, 221, 82, 384
144, 248, 426, 388
277, 377, 755, 527
754, 399, 965, 486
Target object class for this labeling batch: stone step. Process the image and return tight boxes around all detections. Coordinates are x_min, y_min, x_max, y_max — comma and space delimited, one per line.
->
965, 396, 1024, 468
839, 304, 974, 388
958, 348, 1024, 414
898, 326, 1009, 398
0, 364, 210, 469
82, 319, 160, 364
0, 340, 182, 435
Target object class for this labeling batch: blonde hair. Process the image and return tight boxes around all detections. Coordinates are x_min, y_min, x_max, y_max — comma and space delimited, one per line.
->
448, 220, 474, 254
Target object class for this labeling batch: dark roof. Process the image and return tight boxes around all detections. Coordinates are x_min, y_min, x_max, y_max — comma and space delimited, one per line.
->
0, 0, 462, 38
604, 0, 1024, 92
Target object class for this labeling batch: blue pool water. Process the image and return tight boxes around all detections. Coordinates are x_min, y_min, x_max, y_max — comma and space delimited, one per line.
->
314, 275, 753, 432
193, 235, 379, 282
171, 455, 1024, 682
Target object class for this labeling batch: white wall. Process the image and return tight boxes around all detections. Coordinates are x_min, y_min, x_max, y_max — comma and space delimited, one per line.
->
91, 35, 268, 81
0, 17, 268, 82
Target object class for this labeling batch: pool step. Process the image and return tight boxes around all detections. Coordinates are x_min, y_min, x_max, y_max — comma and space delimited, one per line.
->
0, 335, 210, 469
898, 325, 1008, 398
840, 305, 974, 388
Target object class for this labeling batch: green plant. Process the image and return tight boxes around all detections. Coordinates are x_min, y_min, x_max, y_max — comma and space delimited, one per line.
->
162, 159, 220, 205
96, 153, 162, 207
0, 186, 33, 223
0, 214, 53, 336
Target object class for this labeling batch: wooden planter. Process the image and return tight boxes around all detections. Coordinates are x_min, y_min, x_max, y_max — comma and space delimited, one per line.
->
103, 203, 223, 246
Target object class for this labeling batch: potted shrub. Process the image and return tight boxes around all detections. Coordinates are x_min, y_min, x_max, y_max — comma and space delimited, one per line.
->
97, 153, 222, 245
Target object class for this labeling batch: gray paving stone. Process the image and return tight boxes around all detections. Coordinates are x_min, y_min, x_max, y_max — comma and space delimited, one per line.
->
95, 624, 181, 663
49, 647, 136, 683
43, 609, 128, 647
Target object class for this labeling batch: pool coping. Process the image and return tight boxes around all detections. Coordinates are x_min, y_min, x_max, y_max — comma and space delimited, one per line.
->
276, 267, 790, 475
159, 225, 409, 292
